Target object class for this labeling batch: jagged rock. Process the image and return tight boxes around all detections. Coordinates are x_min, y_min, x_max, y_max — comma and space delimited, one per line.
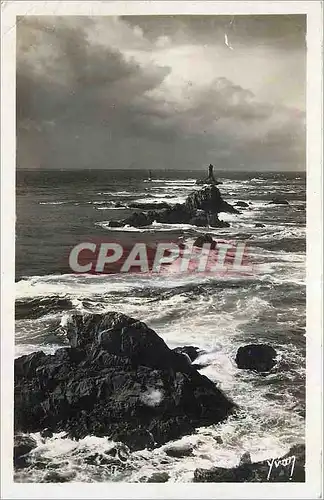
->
173, 346, 201, 363
164, 443, 193, 458
148, 204, 192, 224
208, 213, 230, 228
15, 312, 236, 452
14, 434, 37, 467
123, 211, 153, 227
235, 344, 277, 372
194, 444, 305, 482
185, 185, 239, 215
189, 214, 208, 227
40, 428, 53, 439
269, 198, 289, 205
235, 201, 249, 208
105, 443, 130, 461
129, 201, 170, 210
193, 234, 217, 250
140, 471, 170, 483
239, 452, 252, 465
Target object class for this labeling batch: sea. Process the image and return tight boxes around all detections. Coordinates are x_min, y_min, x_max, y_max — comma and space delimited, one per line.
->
15, 169, 306, 482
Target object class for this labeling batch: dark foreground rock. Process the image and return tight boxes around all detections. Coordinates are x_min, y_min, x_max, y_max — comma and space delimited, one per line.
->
14, 434, 37, 468
164, 443, 193, 458
15, 312, 236, 451
194, 444, 305, 482
235, 344, 277, 372
173, 346, 202, 363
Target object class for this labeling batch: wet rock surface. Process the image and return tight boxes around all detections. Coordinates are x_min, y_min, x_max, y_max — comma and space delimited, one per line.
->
235, 344, 277, 373
15, 312, 236, 451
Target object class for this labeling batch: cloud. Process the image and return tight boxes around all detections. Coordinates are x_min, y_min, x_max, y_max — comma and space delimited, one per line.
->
17, 15, 306, 170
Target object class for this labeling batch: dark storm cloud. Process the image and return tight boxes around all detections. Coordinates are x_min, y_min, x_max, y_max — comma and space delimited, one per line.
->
122, 15, 306, 50
17, 15, 306, 170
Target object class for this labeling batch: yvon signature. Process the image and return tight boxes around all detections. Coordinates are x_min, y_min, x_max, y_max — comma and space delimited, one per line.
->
266, 454, 296, 481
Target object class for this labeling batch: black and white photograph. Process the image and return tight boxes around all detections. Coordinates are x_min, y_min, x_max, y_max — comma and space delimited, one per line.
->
1, 1, 323, 497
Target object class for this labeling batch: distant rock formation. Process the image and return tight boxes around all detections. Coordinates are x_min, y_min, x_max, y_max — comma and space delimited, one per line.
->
109, 183, 238, 228
185, 185, 239, 215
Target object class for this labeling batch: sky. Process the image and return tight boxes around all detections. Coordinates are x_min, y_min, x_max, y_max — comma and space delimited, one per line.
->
16, 15, 306, 171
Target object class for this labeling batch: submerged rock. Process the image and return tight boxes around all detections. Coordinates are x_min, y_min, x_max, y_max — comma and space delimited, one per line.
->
108, 220, 124, 228
15, 312, 236, 451
207, 213, 230, 228
255, 223, 265, 228
194, 444, 305, 482
235, 344, 277, 372
235, 201, 249, 208
164, 443, 193, 458
269, 198, 289, 205
129, 201, 170, 210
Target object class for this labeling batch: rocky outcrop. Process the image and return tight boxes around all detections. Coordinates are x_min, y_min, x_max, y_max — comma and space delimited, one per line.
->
173, 346, 202, 363
185, 185, 239, 215
164, 443, 193, 458
235, 344, 277, 373
193, 444, 305, 482
148, 204, 192, 224
123, 211, 153, 227
108, 183, 237, 228
15, 312, 236, 451
14, 434, 37, 468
